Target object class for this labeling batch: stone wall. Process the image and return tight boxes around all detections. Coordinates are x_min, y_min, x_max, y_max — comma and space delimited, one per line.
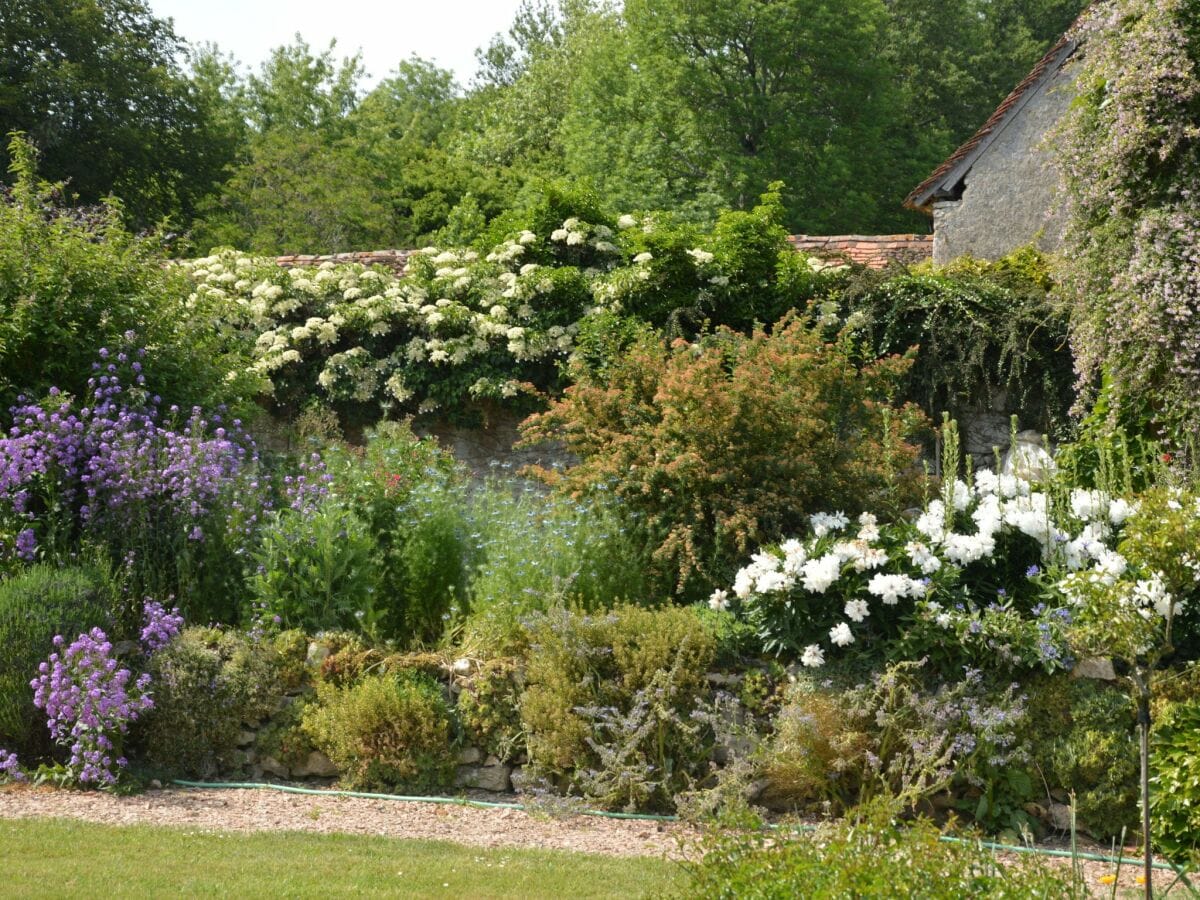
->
931, 62, 1077, 265
410, 408, 574, 484
788, 234, 932, 269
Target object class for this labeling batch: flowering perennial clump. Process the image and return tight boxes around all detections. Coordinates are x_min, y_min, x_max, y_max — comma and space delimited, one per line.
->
140, 600, 184, 654
0, 747, 22, 782
30, 626, 154, 785
0, 339, 256, 557
727, 468, 1183, 673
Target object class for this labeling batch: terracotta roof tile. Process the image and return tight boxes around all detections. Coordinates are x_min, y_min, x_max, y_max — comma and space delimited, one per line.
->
788, 234, 932, 269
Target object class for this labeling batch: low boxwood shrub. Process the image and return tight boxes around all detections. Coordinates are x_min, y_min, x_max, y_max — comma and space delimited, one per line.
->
519, 604, 716, 811
302, 671, 456, 792
1151, 698, 1200, 862
0, 563, 118, 756
133, 626, 290, 777
1026, 676, 1138, 841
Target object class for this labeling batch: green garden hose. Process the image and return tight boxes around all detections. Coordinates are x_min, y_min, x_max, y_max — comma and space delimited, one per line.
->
170, 780, 1182, 871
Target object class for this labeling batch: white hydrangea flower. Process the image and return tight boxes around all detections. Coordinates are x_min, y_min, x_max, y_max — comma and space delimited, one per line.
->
550, 228, 569, 242
633, 252, 654, 264
617, 214, 637, 229
687, 248, 715, 265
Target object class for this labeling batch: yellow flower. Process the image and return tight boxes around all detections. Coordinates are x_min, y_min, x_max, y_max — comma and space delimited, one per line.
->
1098, 874, 1116, 885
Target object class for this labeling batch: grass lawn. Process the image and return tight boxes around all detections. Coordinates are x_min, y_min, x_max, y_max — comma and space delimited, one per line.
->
0, 817, 685, 898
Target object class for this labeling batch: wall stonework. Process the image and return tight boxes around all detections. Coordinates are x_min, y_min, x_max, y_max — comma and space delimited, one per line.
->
932, 63, 1077, 265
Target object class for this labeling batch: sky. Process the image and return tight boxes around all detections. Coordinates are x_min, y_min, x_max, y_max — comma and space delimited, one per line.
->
147, 0, 527, 87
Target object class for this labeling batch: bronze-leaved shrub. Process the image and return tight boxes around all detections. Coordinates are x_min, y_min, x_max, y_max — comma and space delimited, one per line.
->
521, 313, 926, 599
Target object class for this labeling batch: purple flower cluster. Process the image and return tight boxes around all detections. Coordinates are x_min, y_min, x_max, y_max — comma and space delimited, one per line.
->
0, 340, 260, 568
14, 527, 35, 561
0, 747, 23, 782
140, 599, 184, 653
30, 627, 153, 786
282, 452, 332, 513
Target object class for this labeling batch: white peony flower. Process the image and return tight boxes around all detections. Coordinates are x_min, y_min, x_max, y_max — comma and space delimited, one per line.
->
709, 589, 730, 612
801, 554, 842, 594
830, 622, 854, 646
801, 644, 825, 668
844, 599, 870, 623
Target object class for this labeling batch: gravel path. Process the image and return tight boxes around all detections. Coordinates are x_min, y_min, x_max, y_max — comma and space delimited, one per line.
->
0, 784, 692, 859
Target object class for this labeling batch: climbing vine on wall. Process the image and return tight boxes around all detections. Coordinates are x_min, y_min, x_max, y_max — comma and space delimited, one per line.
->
1053, 0, 1200, 441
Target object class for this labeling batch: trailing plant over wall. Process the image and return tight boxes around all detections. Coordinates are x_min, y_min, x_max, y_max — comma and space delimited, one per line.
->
838, 249, 1074, 437
1053, 0, 1200, 442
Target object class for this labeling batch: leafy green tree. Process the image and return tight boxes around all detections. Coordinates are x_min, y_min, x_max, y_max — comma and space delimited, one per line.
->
0, 0, 237, 227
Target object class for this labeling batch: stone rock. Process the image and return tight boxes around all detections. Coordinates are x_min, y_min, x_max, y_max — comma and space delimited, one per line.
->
705, 672, 744, 688
483, 754, 502, 767
458, 747, 483, 765
149, 779, 163, 790
452, 658, 473, 676
456, 764, 512, 793
293, 751, 338, 779
260, 756, 290, 779
1072, 657, 1117, 681
1047, 801, 1073, 831
1002, 431, 1056, 482
306, 642, 330, 669
237, 730, 256, 747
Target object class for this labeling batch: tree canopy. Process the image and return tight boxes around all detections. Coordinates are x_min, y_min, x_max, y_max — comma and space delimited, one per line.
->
0, 0, 1087, 249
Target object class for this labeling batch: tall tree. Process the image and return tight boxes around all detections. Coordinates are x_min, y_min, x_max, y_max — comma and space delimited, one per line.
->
0, 0, 236, 227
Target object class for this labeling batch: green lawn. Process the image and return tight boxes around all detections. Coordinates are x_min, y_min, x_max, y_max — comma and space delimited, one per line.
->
0, 818, 684, 898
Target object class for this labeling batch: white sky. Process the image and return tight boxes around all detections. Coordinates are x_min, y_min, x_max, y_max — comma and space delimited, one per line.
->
147, 0, 528, 87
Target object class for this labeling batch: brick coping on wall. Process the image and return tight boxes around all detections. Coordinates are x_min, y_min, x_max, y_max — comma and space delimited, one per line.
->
263, 235, 933, 275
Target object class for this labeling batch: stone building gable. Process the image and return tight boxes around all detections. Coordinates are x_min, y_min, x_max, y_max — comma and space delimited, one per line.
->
905, 24, 1086, 264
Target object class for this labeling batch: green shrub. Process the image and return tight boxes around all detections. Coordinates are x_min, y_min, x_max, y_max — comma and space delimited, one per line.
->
458, 657, 525, 762
249, 500, 382, 636
521, 314, 926, 600
464, 486, 648, 652
133, 626, 287, 777
302, 671, 456, 792
519, 604, 716, 811
680, 801, 1084, 899
325, 424, 472, 645
1027, 677, 1138, 841
0, 564, 118, 756
0, 136, 251, 415
837, 248, 1074, 437
1151, 698, 1200, 862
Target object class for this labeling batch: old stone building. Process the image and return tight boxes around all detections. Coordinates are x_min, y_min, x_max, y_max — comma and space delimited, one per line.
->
905, 33, 1080, 264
